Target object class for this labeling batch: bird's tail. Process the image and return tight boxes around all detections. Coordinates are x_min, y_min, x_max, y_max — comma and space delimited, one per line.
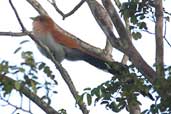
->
81, 53, 115, 74
65, 48, 114, 74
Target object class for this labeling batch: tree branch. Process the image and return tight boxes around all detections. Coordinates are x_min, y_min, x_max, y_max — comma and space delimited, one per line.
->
9, 0, 26, 32
101, 0, 157, 83
0, 31, 30, 36
86, 0, 113, 60
119, 6, 141, 113
155, 0, 164, 77
28, 32, 90, 114
121, 12, 141, 114
0, 75, 60, 114
26, 0, 48, 15
0, 95, 33, 114
48, 0, 86, 20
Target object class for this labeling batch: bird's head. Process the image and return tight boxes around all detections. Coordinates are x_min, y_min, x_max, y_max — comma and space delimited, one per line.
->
31, 15, 55, 33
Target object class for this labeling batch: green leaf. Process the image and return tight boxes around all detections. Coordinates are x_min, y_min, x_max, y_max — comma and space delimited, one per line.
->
132, 32, 142, 40
101, 100, 109, 105
83, 87, 91, 91
76, 94, 84, 105
31, 80, 37, 93
130, 16, 138, 24
14, 47, 21, 54
87, 94, 92, 105
20, 40, 29, 44
19, 67, 25, 72
109, 102, 119, 112
53, 91, 58, 94
138, 22, 147, 30
165, 16, 170, 22
91, 87, 101, 98
15, 81, 21, 90
38, 62, 46, 70
44, 66, 52, 76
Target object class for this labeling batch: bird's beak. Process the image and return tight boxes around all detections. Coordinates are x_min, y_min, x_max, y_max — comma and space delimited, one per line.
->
30, 17, 36, 21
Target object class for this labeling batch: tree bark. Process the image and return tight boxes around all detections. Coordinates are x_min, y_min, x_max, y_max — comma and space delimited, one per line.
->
155, 0, 164, 77
102, 0, 157, 84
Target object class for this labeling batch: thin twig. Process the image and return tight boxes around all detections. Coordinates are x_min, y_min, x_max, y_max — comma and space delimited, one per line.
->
163, 19, 171, 47
0, 31, 30, 36
9, 0, 26, 32
48, 0, 86, 20
0, 95, 32, 114
164, 37, 171, 48
47, 0, 64, 16
142, 29, 155, 34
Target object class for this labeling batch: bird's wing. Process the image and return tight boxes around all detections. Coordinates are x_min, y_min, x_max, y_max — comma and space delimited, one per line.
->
51, 29, 80, 49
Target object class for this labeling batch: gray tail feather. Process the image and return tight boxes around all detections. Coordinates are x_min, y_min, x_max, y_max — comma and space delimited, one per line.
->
82, 54, 114, 74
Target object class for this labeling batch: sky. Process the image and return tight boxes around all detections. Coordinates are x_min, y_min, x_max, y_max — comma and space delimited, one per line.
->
0, 0, 171, 114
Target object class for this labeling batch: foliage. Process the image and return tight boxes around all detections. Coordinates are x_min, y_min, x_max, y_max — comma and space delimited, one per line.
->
79, 63, 155, 112
0, 46, 58, 113
0, 0, 171, 114
58, 109, 67, 114
120, 0, 152, 39
79, 63, 171, 114
120, 0, 170, 40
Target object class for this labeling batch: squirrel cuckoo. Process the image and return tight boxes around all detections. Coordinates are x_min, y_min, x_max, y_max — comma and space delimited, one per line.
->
31, 15, 113, 73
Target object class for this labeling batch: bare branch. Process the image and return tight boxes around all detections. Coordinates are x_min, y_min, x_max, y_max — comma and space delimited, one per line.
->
48, 0, 86, 20
9, 0, 26, 31
0, 31, 30, 36
86, 0, 115, 59
121, 12, 132, 65
104, 40, 113, 60
163, 19, 171, 47
0, 96, 33, 114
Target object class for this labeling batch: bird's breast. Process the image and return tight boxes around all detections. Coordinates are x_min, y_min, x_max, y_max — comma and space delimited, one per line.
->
34, 32, 66, 62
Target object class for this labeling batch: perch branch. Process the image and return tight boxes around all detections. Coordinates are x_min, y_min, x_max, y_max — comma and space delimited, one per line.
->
0, 31, 30, 36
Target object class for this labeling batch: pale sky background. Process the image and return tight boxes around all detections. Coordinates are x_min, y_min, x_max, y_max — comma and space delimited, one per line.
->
0, 0, 171, 114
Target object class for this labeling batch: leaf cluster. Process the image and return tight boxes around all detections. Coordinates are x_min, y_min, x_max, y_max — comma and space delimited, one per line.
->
120, 0, 154, 40
0, 50, 58, 104
79, 62, 154, 113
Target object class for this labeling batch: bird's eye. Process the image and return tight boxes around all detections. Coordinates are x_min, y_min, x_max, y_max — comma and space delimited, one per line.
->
38, 16, 47, 22
38, 17, 44, 22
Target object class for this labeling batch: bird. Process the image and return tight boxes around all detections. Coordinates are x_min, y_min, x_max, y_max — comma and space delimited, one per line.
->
31, 15, 113, 73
